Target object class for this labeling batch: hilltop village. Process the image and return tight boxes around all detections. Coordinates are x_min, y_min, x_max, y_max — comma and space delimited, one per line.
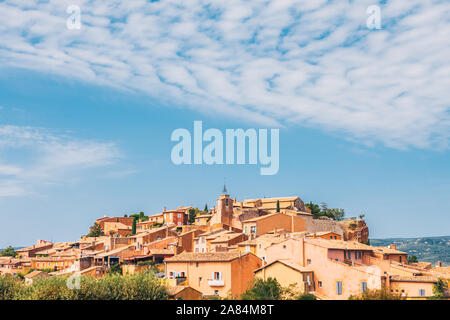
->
1, 188, 449, 300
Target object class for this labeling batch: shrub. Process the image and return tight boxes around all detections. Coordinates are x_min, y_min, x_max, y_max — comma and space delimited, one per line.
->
0, 275, 24, 300
0, 272, 168, 300
348, 286, 405, 300
297, 293, 316, 300
241, 277, 282, 300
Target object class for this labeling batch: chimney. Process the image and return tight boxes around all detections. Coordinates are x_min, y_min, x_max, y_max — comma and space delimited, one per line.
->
437, 261, 442, 267
388, 244, 396, 250
163, 207, 166, 212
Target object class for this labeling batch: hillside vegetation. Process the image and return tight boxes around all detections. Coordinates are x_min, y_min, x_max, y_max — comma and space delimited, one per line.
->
371, 236, 450, 266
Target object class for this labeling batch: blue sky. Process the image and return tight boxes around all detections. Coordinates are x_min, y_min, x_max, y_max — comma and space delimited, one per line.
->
0, 0, 449, 247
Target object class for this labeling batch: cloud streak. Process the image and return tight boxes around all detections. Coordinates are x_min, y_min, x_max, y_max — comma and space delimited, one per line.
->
0, 125, 120, 197
0, 0, 449, 149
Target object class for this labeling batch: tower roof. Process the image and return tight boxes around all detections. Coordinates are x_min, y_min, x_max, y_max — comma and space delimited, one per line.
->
222, 184, 228, 194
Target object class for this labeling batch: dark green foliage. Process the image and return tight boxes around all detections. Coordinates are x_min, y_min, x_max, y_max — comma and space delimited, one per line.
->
108, 263, 123, 275
131, 217, 137, 235
431, 278, 448, 299
408, 255, 418, 263
241, 277, 282, 300
86, 223, 104, 237
297, 293, 316, 300
0, 246, 17, 257
0, 275, 24, 300
188, 208, 203, 224
0, 272, 168, 300
276, 200, 280, 213
204, 204, 208, 212
305, 201, 345, 221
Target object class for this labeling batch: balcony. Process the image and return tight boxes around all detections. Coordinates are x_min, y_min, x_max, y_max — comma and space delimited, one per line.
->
208, 279, 224, 287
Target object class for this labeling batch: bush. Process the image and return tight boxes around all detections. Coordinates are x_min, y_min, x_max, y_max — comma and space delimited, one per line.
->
241, 278, 282, 300
0, 274, 24, 300
20, 276, 73, 300
297, 293, 316, 300
348, 286, 406, 300
0, 272, 168, 300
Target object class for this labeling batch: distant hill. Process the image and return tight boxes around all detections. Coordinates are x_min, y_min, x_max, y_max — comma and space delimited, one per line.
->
371, 236, 450, 266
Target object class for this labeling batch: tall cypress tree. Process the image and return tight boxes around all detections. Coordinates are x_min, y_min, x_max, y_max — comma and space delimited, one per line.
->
131, 217, 137, 235
204, 204, 208, 212
276, 200, 280, 213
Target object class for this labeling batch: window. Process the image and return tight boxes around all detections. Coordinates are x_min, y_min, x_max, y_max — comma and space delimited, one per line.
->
358, 251, 362, 259
334, 236, 337, 239
318, 281, 322, 288
196, 262, 199, 267
250, 226, 257, 234
213, 272, 222, 280
178, 222, 181, 226
178, 214, 181, 218
307, 259, 311, 265
336, 281, 343, 295
258, 244, 262, 249
197, 218, 200, 222
361, 281, 367, 293
283, 245, 286, 249
347, 251, 351, 260
245, 245, 250, 252
355, 251, 358, 260
214, 290, 219, 295
419, 289, 425, 297
330, 236, 332, 239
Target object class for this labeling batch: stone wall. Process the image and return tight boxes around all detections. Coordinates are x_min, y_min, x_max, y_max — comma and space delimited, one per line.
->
305, 216, 344, 236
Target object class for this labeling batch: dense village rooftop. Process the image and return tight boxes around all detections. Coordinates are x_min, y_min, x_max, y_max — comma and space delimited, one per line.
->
165, 251, 254, 262
304, 238, 374, 251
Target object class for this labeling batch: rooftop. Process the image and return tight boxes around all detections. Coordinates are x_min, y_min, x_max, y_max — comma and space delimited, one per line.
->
165, 251, 253, 262
254, 259, 313, 274
305, 238, 374, 251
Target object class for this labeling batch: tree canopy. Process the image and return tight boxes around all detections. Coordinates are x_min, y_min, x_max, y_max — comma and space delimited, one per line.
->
305, 201, 346, 221
0, 246, 17, 257
86, 223, 104, 238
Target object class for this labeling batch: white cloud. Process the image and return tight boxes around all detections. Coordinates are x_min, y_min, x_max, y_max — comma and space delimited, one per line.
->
0, 0, 449, 149
0, 125, 120, 197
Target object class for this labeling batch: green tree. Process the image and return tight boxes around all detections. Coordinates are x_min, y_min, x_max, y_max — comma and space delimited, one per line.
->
124, 214, 128, 217
204, 204, 208, 212
86, 223, 104, 237
431, 278, 448, 299
276, 200, 280, 213
241, 277, 282, 300
139, 211, 145, 220
188, 208, 198, 224
0, 246, 17, 257
306, 202, 321, 219
408, 255, 418, 263
359, 214, 365, 219
131, 217, 137, 235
